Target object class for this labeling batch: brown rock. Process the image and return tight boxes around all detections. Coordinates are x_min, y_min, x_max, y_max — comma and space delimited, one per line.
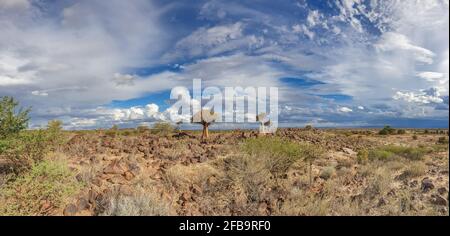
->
106, 175, 127, 184
180, 192, 191, 202
437, 187, 448, 196
92, 178, 103, 187
88, 189, 97, 204
257, 202, 269, 215
342, 147, 357, 156
119, 185, 133, 196
430, 194, 448, 206
377, 197, 387, 207
103, 160, 125, 175
40, 200, 52, 212
77, 198, 90, 210
421, 178, 435, 193
123, 171, 134, 181
190, 184, 202, 195
75, 210, 93, 216
63, 204, 79, 216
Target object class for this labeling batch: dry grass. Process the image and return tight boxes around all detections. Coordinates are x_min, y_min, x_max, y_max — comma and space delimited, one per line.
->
101, 185, 174, 216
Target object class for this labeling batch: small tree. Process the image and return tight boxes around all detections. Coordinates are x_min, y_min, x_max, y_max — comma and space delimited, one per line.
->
46, 120, 64, 147
0, 96, 31, 139
300, 143, 324, 186
192, 109, 218, 140
47, 120, 63, 132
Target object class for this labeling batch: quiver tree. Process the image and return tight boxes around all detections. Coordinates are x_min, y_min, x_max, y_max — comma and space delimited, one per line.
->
256, 113, 271, 135
192, 109, 218, 140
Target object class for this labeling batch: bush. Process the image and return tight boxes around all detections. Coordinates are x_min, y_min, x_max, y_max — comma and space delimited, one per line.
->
357, 149, 369, 164
46, 120, 64, 147
383, 146, 427, 160
402, 163, 427, 178
412, 135, 418, 140
105, 125, 119, 137
437, 136, 448, 144
304, 125, 313, 130
0, 96, 31, 139
0, 157, 81, 215
378, 126, 395, 135
151, 122, 174, 136
397, 129, 406, 135
319, 166, 335, 180
136, 125, 150, 133
368, 149, 394, 161
242, 137, 306, 176
0, 130, 50, 172
366, 145, 427, 162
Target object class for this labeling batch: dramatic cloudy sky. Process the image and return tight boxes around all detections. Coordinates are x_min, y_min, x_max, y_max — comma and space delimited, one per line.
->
1, 0, 449, 129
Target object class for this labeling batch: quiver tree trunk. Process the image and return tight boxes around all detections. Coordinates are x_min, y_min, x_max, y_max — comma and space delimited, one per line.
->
202, 122, 210, 139
192, 109, 217, 140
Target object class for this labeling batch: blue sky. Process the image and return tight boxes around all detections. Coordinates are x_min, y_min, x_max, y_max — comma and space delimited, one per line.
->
0, 0, 449, 129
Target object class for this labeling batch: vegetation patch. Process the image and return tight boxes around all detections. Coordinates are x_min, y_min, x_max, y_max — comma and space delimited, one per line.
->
0, 157, 82, 215
361, 145, 428, 162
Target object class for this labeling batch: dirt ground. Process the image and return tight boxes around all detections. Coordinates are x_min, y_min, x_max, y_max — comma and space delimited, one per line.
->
2, 128, 449, 216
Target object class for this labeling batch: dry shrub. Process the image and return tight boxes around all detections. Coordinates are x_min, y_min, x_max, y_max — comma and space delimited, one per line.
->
75, 158, 103, 184
222, 154, 274, 203
319, 166, 336, 180
364, 167, 392, 199
402, 162, 427, 178
101, 186, 174, 216
161, 141, 190, 161
165, 162, 220, 191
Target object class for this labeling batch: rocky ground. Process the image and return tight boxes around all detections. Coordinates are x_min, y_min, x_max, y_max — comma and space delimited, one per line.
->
2, 128, 449, 216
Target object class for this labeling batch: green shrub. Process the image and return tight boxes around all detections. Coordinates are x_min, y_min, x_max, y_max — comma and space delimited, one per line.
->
0, 130, 50, 172
357, 149, 369, 164
378, 125, 395, 135
368, 149, 394, 161
46, 120, 64, 147
383, 146, 427, 160
0, 157, 81, 215
242, 137, 305, 176
242, 137, 323, 185
0, 96, 31, 139
365, 145, 427, 162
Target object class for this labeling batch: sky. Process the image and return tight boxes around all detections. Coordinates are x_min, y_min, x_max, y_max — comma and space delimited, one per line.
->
0, 0, 449, 129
